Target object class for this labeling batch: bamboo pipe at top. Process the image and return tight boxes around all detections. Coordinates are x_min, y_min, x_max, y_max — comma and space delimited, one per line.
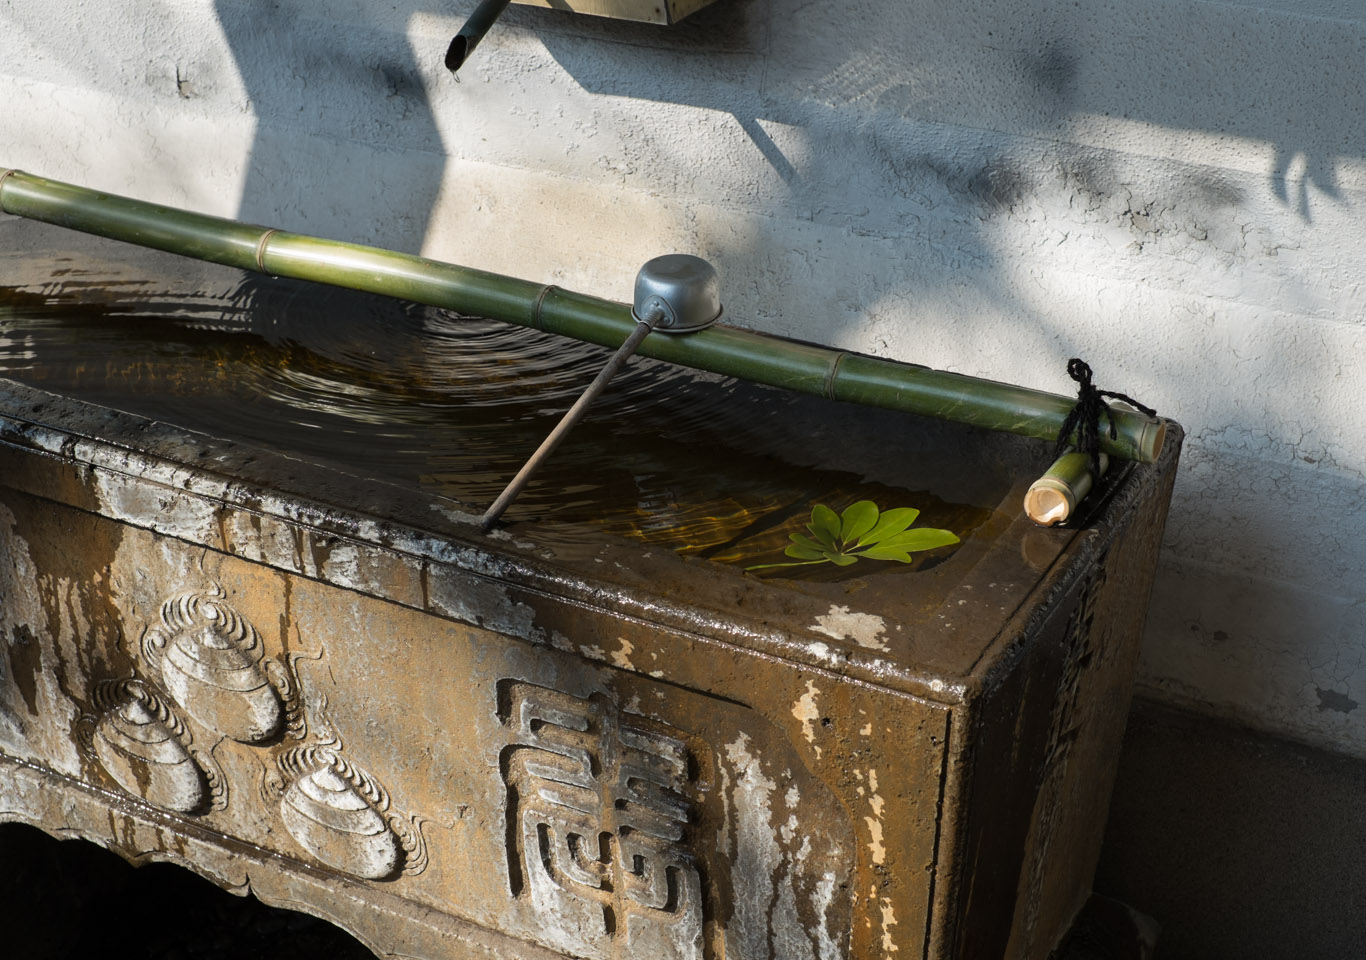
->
0, 169, 1166, 463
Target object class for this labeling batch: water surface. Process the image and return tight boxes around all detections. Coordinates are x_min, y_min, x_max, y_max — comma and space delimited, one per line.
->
0, 236, 1017, 582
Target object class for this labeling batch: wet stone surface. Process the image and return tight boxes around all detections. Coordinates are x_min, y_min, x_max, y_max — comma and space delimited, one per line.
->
0, 823, 377, 960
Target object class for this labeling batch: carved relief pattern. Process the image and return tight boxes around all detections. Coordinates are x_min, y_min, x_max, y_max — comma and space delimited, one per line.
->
500, 682, 703, 955
273, 742, 428, 881
142, 589, 287, 743
1017, 554, 1111, 953
75, 583, 427, 884
79, 679, 226, 814
1047, 556, 1110, 769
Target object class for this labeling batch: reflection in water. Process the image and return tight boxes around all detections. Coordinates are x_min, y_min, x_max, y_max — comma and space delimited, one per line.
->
0, 267, 1005, 579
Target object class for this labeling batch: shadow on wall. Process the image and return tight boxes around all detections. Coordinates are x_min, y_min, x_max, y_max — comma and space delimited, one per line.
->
202, 0, 1364, 284
522, 0, 1360, 221
211, 0, 449, 252
427, 0, 1360, 396
203, 0, 1360, 408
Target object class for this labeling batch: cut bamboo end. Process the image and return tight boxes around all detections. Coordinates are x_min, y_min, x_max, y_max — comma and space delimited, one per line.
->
1025, 451, 1109, 526
1024, 483, 1073, 526
1131, 410, 1167, 465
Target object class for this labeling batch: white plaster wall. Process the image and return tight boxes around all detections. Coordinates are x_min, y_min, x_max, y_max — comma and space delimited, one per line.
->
3, 0, 1365, 754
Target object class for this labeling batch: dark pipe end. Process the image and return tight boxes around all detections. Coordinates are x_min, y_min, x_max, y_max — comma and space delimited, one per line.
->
445, 35, 469, 72
445, 0, 513, 73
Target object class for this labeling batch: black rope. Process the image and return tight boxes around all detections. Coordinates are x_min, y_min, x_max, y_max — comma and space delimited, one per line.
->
1054, 358, 1158, 477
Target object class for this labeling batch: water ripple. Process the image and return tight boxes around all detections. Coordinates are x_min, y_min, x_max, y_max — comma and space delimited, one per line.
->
0, 265, 1003, 576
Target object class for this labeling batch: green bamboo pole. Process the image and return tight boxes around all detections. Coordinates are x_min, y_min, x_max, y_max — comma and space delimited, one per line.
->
0, 169, 1165, 462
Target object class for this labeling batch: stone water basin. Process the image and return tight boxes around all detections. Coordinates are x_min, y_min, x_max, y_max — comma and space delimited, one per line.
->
0, 216, 1180, 959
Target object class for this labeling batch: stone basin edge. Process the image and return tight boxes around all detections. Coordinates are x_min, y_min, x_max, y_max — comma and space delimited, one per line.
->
0, 377, 1155, 705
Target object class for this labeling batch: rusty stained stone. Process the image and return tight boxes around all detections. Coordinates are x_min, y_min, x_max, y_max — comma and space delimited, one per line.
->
0, 375, 1182, 959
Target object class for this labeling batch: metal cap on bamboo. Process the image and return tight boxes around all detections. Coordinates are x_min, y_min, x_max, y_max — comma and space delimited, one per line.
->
632, 255, 723, 333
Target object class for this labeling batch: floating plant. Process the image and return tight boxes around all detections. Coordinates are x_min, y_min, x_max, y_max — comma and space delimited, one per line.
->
746, 500, 960, 572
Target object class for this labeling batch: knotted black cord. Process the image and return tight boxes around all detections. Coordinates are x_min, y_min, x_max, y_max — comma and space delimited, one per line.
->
1054, 358, 1158, 478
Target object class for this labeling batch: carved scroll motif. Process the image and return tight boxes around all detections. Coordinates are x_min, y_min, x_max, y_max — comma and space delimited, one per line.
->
142, 590, 291, 744
500, 682, 704, 958
275, 743, 428, 881
80, 679, 226, 814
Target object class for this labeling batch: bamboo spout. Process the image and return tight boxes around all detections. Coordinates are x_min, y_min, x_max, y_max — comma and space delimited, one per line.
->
0, 169, 1166, 464
1025, 451, 1110, 526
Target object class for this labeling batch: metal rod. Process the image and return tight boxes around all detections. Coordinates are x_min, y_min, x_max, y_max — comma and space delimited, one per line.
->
480, 319, 654, 531
445, 0, 514, 73
0, 170, 1166, 464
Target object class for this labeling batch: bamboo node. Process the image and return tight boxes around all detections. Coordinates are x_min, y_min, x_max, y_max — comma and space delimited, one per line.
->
254, 228, 279, 273
823, 351, 849, 401
531, 284, 559, 332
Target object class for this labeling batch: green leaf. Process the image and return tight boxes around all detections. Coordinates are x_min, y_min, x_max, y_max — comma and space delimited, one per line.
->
808, 503, 841, 549
746, 499, 958, 574
785, 541, 826, 560
857, 507, 921, 546
863, 527, 960, 552
839, 500, 879, 544
856, 545, 915, 562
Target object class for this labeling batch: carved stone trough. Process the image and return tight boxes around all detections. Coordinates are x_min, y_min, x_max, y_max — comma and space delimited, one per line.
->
0, 219, 1181, 959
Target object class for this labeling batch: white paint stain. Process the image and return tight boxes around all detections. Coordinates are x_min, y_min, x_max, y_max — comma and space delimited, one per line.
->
319, 541, 362, 590
814, 871, 841, 960
807, 640, 838, 664
865, 816, 886, 866
94, 470, 217, 540
810, 605, 889, 651
611, 637, 635, 670
864, 767, 886, 865
723, 735, 820, 960
792, 680, 823, 759
880, 897, 900, 953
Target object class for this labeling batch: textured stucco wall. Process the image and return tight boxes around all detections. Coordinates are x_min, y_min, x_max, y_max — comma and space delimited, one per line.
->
3, 0, 1365, 755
